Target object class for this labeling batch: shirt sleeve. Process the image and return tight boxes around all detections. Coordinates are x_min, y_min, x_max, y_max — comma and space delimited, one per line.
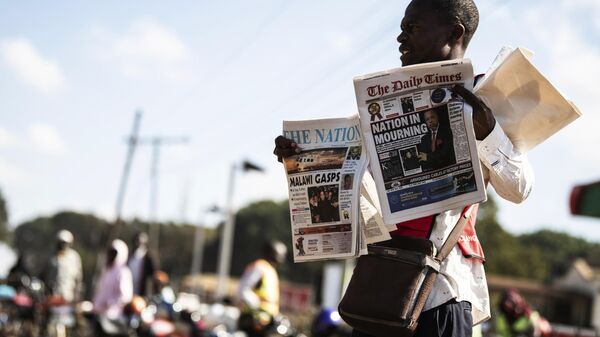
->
119, 268, 133, 305
477, 123, 534, 204
237, 264, 262, 309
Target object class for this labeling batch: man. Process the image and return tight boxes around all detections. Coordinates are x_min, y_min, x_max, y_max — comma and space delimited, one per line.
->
402, 149, 420, 172
43, 230, 83, 303
274, 0, 534, 336
417, 108, 456, 171
237, 241, 287, 337
342, 174, 354, 190
347, 146, 361, 160
128, 232, 157, 297
496, 289, 552, 337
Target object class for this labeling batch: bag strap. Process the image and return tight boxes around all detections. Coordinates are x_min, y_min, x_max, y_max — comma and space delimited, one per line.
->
435, 205, 476, 262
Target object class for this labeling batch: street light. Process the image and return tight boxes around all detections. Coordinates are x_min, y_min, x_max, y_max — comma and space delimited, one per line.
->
190, 205, 222, 276
215, 159, 264, 299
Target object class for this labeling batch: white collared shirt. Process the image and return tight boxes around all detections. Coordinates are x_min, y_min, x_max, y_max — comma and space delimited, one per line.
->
423, 123, 534, 324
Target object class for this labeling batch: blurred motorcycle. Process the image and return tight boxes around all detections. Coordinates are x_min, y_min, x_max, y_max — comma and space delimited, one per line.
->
0, 276, 44, 337
44, 295, 76, 337
310, 309, 351, 337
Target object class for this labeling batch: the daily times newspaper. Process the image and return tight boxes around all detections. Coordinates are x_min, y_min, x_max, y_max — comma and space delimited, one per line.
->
354, 59, 486, 224
282, 115, 369, 262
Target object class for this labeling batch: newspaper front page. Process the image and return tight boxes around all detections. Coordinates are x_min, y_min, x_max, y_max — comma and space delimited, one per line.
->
354, 59, 486, 224
282, 115, 368, 262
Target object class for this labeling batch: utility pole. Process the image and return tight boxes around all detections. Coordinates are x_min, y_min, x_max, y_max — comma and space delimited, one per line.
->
112, 111, 143, 239
138, 136, 189, 253
215, 160, 264, 299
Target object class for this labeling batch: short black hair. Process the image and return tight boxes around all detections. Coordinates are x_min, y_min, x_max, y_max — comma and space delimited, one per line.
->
419, 0, 480, 47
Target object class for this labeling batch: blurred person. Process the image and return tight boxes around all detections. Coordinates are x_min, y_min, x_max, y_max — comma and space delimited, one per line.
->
311, 308, 351, 337
154, 270, 176, 304
496, 289, 551, 337
128, 232, 158, 297
237, 241, 287, 337
7, 253, 31, 290
273, 0, 535, 335
42, 229, 83, 303
93, 239, 133, 321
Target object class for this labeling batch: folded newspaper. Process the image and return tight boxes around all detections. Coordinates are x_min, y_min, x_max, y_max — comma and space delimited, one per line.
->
474, 47, 581, 152
353, 59, 487, 224
282, 115, 371, 262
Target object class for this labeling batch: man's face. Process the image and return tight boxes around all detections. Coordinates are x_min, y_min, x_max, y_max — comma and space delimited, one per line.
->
424, 110, 439, 129
397, 0, 453, 66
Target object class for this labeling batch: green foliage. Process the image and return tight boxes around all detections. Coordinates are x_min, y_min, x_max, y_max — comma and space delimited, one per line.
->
518, 230, 600, 279
11, 211, 208, 298
476, 196, 549, 281
8, 199, 323, 298
0, 189, 8, 242
477, 194, 600, 282
8, 194, 600, 301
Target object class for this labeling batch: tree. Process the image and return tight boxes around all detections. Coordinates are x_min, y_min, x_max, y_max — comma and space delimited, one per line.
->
0, 188, 8, 241
12, 211, 205, 298
518, 230, 600, 280
476, 194, 549, 281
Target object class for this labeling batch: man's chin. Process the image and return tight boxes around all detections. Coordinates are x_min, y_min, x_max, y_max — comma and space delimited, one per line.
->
400, 54, 417, 66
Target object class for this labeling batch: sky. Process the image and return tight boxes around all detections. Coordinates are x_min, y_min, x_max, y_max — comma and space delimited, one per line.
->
1, 0, 599, 241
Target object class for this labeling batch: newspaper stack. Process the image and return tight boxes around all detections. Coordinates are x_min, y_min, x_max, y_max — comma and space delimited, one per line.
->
282, 115, 369, 262
353, 59, 487, 224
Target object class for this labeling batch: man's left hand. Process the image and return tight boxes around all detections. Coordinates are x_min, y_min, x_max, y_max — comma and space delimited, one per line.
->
451, 85, 496, 140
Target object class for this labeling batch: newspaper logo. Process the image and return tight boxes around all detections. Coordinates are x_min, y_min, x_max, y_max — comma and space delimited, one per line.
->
368, 102, 383, 121
431, 88, 447, 104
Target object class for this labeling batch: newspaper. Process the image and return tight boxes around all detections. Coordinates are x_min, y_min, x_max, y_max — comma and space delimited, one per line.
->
353, 59, 486, 224
474, 47, 581, 152
282, 115, 369, 262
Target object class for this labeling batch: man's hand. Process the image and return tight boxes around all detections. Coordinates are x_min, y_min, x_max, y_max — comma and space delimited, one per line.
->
273, 136, 301, 162
418, 152, 428, 161
451, 85, 496, 140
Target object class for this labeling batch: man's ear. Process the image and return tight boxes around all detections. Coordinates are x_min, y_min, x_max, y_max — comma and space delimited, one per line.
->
449, 22, 466, 45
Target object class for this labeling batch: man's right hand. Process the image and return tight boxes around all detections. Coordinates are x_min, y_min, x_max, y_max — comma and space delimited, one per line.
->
273, 136, 301, 162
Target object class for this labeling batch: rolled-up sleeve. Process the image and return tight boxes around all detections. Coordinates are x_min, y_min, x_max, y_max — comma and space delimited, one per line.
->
477, 123, 534, 204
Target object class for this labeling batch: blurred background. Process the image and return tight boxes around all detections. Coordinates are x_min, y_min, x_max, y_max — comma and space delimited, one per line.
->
0, 0, 599, 336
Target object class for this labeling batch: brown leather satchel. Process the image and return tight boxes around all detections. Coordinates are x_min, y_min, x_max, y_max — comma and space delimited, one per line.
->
338, 206, 474, 337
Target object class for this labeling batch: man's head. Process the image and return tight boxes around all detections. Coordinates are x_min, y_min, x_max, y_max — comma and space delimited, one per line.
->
56, 230, 74, 252
263, 240, 288, 265
424, 109, 440, 130
135, 232, 149, 249
397, 0, 479, 66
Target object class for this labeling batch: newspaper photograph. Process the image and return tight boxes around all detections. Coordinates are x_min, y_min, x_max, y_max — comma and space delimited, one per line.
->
282, 115, 368, 262
354, 59, 486, 224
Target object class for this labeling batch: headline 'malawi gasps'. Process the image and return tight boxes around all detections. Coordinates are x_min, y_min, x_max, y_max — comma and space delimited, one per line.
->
366, 72, 463, 98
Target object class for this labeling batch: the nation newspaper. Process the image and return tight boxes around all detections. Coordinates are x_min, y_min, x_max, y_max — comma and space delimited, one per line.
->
282, 115, 369, 262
